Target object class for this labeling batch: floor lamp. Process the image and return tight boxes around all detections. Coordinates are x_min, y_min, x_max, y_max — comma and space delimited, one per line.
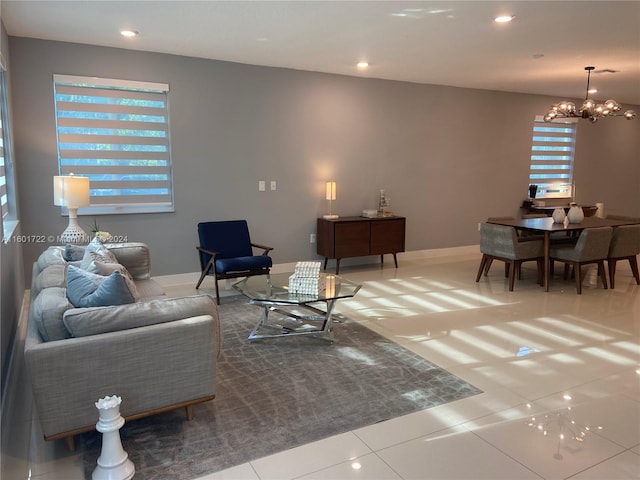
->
53, 173, 90, 243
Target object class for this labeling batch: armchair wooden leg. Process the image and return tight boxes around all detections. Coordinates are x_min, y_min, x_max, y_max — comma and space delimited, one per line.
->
195, 271, 208, 289
185, 405, 194, 420
214, 279, 221, 305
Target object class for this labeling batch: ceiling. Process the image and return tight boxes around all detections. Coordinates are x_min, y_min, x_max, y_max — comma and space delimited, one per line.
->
2, 1, 640, 106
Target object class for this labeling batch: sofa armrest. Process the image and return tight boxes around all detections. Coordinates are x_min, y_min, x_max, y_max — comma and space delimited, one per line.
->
104, 242, 151, 280
25, 314, 218, 440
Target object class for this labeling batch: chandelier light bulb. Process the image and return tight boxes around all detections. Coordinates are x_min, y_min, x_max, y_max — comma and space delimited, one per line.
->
544, 66, 635, 123
604, 99, 618, 110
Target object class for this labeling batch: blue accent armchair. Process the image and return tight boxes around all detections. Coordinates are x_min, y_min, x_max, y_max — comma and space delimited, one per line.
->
196, 220, 273, 304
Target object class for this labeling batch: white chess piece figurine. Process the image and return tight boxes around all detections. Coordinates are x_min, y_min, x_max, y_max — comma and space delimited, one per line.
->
92, 395, 135, 480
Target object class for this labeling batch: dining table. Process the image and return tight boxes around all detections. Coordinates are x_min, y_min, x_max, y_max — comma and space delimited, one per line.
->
487, 216, 640, 292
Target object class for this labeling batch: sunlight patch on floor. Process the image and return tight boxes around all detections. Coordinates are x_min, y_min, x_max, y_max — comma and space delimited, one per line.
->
580, 347, 637, 366
476, 324, 545, 352
510, 321, 583, 347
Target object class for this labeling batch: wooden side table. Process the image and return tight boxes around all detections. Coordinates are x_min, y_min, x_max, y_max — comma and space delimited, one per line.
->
317, 216, 406, 274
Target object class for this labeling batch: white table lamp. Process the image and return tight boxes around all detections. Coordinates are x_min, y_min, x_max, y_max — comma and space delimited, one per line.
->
54, 173, 90, 243
323, 181, 338, 219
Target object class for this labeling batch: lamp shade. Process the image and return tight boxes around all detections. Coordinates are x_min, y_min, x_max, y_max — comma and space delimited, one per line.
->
325, 181, 337, 201
53, 174, 90, 208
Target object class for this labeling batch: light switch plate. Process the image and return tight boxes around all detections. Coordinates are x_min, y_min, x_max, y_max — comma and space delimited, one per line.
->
259, 181, 266, 191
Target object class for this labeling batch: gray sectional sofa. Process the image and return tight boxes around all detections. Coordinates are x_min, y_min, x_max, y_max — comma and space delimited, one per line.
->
25, 242, 220, 449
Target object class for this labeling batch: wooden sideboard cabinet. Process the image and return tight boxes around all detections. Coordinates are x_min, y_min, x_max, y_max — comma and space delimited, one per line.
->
317, 216, 406, 274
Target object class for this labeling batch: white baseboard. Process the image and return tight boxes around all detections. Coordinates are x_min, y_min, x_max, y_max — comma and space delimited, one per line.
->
154, 246, 479, 285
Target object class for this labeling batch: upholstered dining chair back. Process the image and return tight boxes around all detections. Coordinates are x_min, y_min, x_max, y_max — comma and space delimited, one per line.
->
476, 223, 544, 291
608, 224, 640, 258
549, 227, 612, 294
480, 223, 542, 260
607, 224, 640, 288
555, 227, 613, 263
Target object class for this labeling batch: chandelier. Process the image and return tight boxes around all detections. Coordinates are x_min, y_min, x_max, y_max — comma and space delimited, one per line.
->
544, 66, 636, 123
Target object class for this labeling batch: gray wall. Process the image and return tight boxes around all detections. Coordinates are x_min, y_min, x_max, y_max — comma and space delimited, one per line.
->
8, 37, 640, 281
0, 19, 25, 397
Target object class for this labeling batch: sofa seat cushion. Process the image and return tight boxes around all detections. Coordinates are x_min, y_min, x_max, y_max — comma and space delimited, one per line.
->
31, 287, 72, 341
63, 294, 217, 337
66, 265, 137, 308
216, 255, 272, 274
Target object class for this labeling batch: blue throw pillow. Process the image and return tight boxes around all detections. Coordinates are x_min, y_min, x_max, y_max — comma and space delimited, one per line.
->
66, 264, 136, 308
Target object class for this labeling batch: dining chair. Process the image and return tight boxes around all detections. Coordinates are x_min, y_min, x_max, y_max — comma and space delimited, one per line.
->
476, 223, 544, 291
483, 217, 542, 278
606, 224, 640, 289
196, 220, 273, 304
549, 227, 613, 294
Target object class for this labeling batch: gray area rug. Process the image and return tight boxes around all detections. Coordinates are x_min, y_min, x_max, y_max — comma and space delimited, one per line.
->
81, 295, 481, 479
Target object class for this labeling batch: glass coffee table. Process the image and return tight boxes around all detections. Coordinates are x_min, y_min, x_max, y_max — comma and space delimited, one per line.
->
233, 272, 361, 342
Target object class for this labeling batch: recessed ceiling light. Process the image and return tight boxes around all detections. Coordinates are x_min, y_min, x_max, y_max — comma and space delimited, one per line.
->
357, 62, 369, 69
494, 15, 515, 23
120, 30, 139, 38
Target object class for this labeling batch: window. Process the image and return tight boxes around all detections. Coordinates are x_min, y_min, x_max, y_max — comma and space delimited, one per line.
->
53, 75, 174, 214
528, 118, 577, 199
0, 53, 18, 241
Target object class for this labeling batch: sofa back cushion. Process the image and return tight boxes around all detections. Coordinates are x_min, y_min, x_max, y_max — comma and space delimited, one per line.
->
36, 247, 65, 273
31, 264, 66, 298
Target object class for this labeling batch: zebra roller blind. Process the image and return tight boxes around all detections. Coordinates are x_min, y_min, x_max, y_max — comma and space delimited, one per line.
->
53, 74, 174, 214
529, 119, 577, 199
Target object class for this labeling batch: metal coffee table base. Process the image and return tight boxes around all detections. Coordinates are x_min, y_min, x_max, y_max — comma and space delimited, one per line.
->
247, 299, 338, 342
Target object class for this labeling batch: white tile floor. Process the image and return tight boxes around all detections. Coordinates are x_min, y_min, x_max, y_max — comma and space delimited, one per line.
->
3, 251, 639, 480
